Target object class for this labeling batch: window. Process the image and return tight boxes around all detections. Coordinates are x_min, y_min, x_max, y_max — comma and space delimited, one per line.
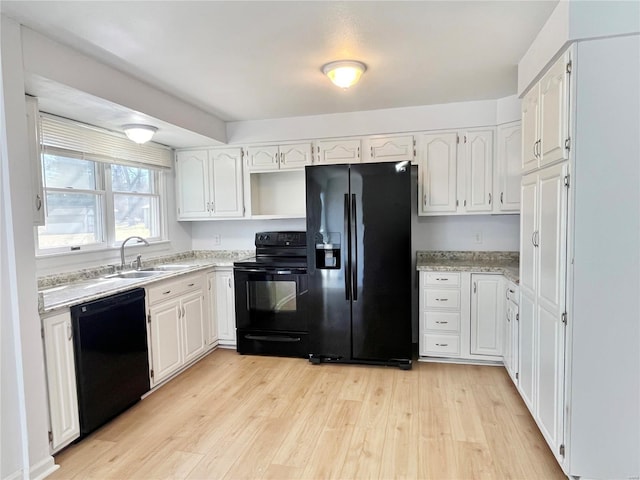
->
37, 153, 164, 254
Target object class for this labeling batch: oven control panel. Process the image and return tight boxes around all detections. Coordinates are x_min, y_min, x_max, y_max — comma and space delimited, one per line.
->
255, 231, 306, 247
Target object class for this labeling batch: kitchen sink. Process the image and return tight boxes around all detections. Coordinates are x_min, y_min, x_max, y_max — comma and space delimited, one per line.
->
106, 270, 163, 279
140, 264, 191, 272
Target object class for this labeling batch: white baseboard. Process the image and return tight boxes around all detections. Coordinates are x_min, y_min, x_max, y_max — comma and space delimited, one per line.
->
30, 455, 58, 480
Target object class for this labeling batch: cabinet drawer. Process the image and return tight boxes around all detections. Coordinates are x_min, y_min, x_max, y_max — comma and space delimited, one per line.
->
424, 311, 460, 332
423, 334, 460, 356
147, 274, 204, 305
424, 289, 460, 309
424, 272, 460, 287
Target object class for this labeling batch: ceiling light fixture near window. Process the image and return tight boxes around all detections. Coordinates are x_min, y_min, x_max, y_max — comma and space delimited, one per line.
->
122, 124, 157, 144
322, 60, 367, 89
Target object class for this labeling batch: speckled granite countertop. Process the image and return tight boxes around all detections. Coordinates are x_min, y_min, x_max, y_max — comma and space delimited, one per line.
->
38, 250, 253, 314
416, 251, 519, 284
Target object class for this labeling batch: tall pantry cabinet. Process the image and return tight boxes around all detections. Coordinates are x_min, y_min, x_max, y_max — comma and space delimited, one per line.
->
519, 36, 639, 479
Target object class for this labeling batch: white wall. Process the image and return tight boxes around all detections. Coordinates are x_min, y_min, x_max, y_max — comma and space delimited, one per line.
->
227, 98, 506, 144
1, 16, 55, 480
518, 0, 640, 96
191, 218, 305, 251
20, 26, 227, 144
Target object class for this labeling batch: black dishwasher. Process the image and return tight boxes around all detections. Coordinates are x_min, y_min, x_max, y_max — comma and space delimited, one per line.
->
70, 288, 149, 437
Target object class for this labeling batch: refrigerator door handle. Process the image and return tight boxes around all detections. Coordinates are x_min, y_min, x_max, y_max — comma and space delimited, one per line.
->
344, 193, 351, 301
351, 193, 358, 301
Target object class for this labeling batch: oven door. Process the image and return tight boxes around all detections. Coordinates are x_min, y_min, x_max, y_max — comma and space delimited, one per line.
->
234, 267, 308, 333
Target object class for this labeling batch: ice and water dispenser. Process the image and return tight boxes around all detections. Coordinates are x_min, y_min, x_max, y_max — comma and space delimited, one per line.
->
314, 232, 341, 269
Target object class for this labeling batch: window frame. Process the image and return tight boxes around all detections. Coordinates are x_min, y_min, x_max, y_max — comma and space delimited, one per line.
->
35, 150, 167, 257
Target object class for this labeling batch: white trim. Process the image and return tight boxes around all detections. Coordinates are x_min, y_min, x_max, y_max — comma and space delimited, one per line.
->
29, 456, 58, 480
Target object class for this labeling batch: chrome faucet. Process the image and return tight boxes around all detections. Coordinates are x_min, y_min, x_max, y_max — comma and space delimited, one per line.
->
120, 236, 149, 270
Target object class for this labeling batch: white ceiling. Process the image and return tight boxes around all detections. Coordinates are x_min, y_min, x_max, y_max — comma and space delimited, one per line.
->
2, 1, 557, 144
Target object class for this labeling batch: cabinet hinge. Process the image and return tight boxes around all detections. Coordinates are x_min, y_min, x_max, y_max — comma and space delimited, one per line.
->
561, 312, 568, 325
464, 135, 467, 143
41, 327, 44, 339
516, 313, 519, 321
150, 369, 154, 379
564, 174, 570, 188
566, 61, 572, 74
564, 137, 571, 152
559, 444, 565, 456
515, 372, 519, 380
48, 431, 53, 443
456, 135, 460, 144
147, 313, 151, 324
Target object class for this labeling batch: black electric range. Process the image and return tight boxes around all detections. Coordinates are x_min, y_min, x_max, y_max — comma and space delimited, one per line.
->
233, 232, 309, 357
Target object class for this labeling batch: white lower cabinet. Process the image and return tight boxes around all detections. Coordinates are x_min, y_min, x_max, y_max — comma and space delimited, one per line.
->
419, 271, 504, 362
214, 268, 237, 346
470, 274, 503, 357
205, 271, 219, 346
42, 309, 80, 452
147, 272, 207, 386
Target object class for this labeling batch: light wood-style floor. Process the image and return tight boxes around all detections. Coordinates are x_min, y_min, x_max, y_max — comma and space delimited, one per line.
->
50, 349, 565, 480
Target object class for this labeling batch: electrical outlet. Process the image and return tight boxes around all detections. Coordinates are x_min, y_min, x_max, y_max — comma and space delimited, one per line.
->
212, 234, 221, 246
473, 232, 483, 244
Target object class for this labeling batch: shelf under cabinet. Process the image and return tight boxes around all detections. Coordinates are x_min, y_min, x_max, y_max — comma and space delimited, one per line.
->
248, 170, 306, 217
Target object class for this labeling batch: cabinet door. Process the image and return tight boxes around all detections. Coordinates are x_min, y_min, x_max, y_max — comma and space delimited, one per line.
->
518, 291, 536, 412
206, 272, 218, 345
181, 290, 206, 364
368, 135, 415, 163
496, 122, 522, 212
215, 270, 237, 345
176, 150, 210, 219
316, 139, 361, 164
25, 96, 45, 225
470, 274, 503, 356
539, 55, 569, 167
535, 162, 567, 456
42, 311, 80, 451
210, 148, 244, 217
519, 172, 538, 297
280, 143, 313, 169
149, 300, 182, 385
245, 145, 279, 171
418, 132, 458, 214
463, 130, 493, 212
521, 85, 540, 173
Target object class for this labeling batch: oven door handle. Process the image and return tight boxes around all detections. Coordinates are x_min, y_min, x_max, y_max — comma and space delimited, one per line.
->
244, 334, 302, 343
234, 268, 305, 275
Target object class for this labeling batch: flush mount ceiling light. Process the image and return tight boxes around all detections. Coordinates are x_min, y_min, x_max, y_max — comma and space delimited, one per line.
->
122, 124, 157, 144
322, 60, 367, 89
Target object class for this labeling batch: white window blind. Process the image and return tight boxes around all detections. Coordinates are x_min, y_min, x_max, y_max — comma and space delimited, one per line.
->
40, 114, 173, 169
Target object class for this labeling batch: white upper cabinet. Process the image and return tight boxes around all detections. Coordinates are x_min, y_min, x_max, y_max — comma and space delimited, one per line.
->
365, 135, 415, 163
210, 148, 244, 217
315, 138, 361, 164
175, 147, 244, 220
25, 95, 45, 226
245, 143, 312, 171
245, 145, 279, 171
418, 128, 495, 216
462, 129, 494, 213
495, 122, 522, 213
418, 132, 458, 214
521, 52, 571, 174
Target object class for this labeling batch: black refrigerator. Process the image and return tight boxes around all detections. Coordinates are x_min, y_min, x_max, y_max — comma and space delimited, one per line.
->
305, 162, 412, 369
